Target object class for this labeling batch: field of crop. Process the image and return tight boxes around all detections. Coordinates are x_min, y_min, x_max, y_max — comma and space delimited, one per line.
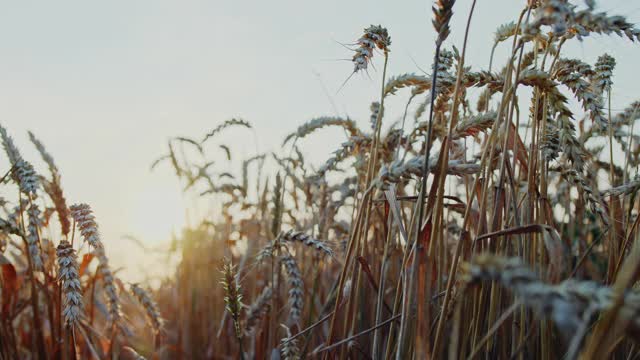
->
2, 0, 640, 359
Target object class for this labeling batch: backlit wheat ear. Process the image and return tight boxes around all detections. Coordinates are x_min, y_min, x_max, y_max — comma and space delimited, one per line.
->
0, 123, 22, 166
593, 53, 616, 95
601, 175, 640, 197
201, 118, 252, 144
352, 25, 391, 73
14, 160, 39, 197
244, 286, 272, 334
28, 131, 58, 178
463, 254, 640, 339
326, 178, 357, 213
280, 253, 303, 323
494, 21, 519, 44
220, 260, 243, 340
0, 215, 22, 236
464, 70, 503, 92
280, 324, 301, 360
283, 117, 360, 145
518, 69, 558, 90
42, 180, 71, 237
452, 111, 496, 139
67, 203, 120, 322
573, 6, 640, 42
8, 200, 27, 229
433, 48, 455, 88
56, 240, 84, 325
432, 0, 455, 47
546, 90, 586, 171
281, 229, 333, 256
94, 245, 121, 323
28, 132, 71, 235
554, 58, 608, 132
130, 283, 163, 332
370, 102, 382, 130
256, 242, 275, 264
526, 0, 573, 37
376, 155, 480, 189
541, 122, 561, 162
69, 203, 102, 248
384, 73, 431, 97
26, 203, 44, 271
0, 124, 28, 190
563, 168, 609, 227
316, 139, 357, 178
462, 253, 538, 287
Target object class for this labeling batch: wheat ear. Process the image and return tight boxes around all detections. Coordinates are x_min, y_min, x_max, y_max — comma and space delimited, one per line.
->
130, 283, 163, 332
56, 240, 84, 325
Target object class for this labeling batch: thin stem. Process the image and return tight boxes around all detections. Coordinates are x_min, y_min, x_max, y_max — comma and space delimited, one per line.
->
431, 1, 478, 355
399, 44, 440, 359
325, 50, 389, 355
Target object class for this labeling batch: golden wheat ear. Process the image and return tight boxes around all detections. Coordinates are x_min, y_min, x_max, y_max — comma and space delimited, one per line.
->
34, 171, 71, 237
432, 0, 455, 47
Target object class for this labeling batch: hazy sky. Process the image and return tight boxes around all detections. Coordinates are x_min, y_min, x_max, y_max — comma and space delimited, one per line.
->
1, 0, 638, 279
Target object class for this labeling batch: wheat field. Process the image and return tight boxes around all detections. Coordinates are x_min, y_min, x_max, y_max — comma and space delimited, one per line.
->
2, 0, 640, 359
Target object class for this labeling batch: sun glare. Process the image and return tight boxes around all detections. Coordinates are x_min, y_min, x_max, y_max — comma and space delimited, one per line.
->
4, 1, 640, 358
128, 179, 186, 245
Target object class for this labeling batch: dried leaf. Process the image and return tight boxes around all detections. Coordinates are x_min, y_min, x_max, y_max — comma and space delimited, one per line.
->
79, 253, 95, 277
1, 262, 18, 315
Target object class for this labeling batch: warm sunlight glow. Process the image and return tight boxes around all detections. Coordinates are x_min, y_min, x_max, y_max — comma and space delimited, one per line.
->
127, 180, 186, 245
2, 1, 640, 358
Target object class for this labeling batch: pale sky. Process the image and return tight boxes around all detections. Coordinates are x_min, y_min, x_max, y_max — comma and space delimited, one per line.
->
1, 0, 638, 280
